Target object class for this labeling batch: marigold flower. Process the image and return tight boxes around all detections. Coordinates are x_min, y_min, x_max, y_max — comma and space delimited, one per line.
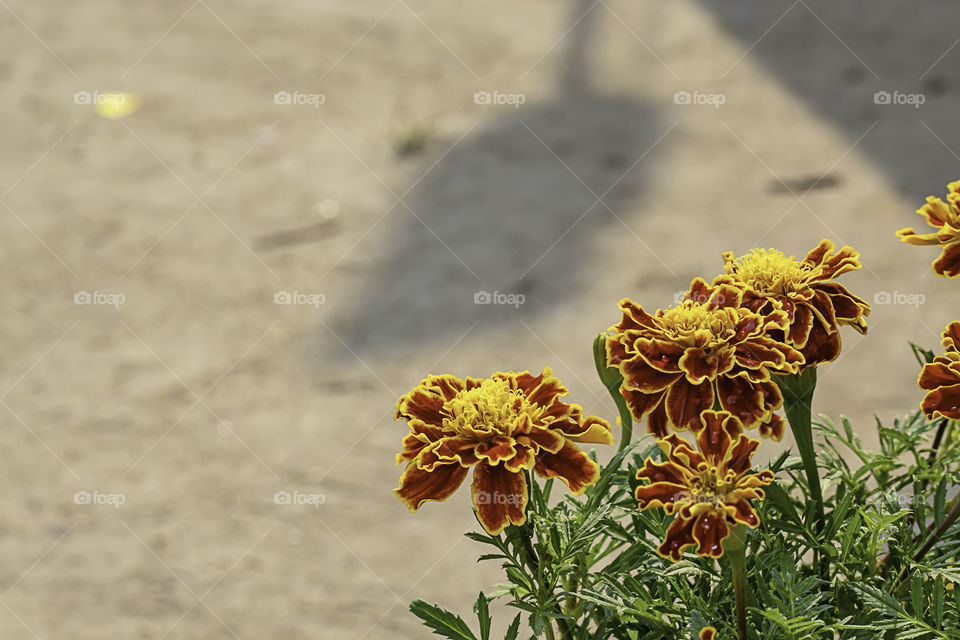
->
635, 411, 774, 561
714, 240, 869, 366
393, 368, 613, 535
699, 628, 717, 640
918, 321, 960, 420
898, 181, 960, 278
607, 279, 802, 436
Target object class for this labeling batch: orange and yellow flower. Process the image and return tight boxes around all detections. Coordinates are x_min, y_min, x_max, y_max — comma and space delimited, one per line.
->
607, 279, 802, 437
394, 369, 613, 534
699, 628, 717, 640
635, 411, 774, 561
918, 321, 960, 420
898, 180, 960, 278
714, 240, 869, 366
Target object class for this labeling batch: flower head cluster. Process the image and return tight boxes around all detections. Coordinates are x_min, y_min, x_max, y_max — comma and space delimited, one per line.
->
918, 321, 960, 421
635, 411, 774, 561
897, 180, 960, 278
607, 278, 803, 438
714, 240, 870, 366
393, 369, 612, 534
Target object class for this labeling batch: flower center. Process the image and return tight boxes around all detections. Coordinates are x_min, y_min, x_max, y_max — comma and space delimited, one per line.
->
441, 378, 533, 439
659, 301, 738, 348
727, 248, 814, 295
688, 466, 737, 507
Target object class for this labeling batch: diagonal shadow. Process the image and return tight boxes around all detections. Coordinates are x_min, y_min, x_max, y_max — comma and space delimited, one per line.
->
695, 0, 960, 198
326, 0, 666, 358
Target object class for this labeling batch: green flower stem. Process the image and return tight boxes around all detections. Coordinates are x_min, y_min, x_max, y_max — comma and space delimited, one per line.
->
774, 367, 825, 531
723, 524, 750, 640
593, 334, 634, 451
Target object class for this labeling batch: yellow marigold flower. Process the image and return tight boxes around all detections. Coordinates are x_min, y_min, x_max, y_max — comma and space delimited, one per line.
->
699, 628, 717, 640
635, 411, 774, 562
898, 180, 960, 278
607, 279, 803, 437
393, 368, 613, 535
918, 321, 960, 420
714, 240, 869, 366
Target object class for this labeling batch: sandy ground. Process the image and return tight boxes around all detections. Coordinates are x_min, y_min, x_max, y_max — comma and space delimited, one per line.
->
2, 0, 960, 637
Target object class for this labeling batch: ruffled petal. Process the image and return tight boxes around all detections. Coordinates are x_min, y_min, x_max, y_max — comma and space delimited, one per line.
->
757, 414, 786, 441
620, 387, 666, 424
725, 434, 762, 474
533, 439, 600, 495
556, 415, 614, 445
621, 354, 684, 391
635, 481, 689, 511
729, 500, 761, 528
919, 361, 960, 390
666, 378, 713, 431
922, 383, 960, 420
678, 347, 720, 384
416, 436, 479, 470
614, 298, 657, 332
933, 243, 960, 278
395, 462, 469, 512
516, 427, 565, 454
788, 304, 814, 348
696, 411, 739, 463
471, 463, 527, 535
635, 457, 690, 486
692, 511, 729, 558
942, 321, 960, 354
717, 375, 769, 427
475, 435, 518, 466
657, 515, 697, 562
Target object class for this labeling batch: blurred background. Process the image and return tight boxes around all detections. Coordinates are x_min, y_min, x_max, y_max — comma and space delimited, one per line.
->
1, 0, 959, 637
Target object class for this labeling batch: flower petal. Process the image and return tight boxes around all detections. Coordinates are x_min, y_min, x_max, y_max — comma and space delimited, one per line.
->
800, 324, 842, 365
933, 243, 960, 279
725, 434, 762, 474
635, 481, 689, 511
471, 463, 527, 535
666, 378, 713, 431
692, 511, 730, 558
678, 347, 719, 384
788, 304, 814, 348
620, 387, 666, 423
943, 321, 960, 354
717, 375, 772, 427
614, 298, 657, 332
696, 411, 739, 463
757, 414, 786, 441
533, 439, 600, 495
475, 436, 518, 466
922, 383, 960, 420
556, 415, 614, 445
657, 515, 697, 562
919, 361, 960, 390
635, 457, 690, 486
395, 462, 469, 512
621, 354, 683, 391
417, 436, 480, 470
729, 500, 761, 528
699, 627, 717, 640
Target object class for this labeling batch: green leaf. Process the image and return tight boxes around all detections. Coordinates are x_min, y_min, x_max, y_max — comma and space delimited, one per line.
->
503, 614, 521, 640
473, 592, 491, 640
410, 599, 479, 640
